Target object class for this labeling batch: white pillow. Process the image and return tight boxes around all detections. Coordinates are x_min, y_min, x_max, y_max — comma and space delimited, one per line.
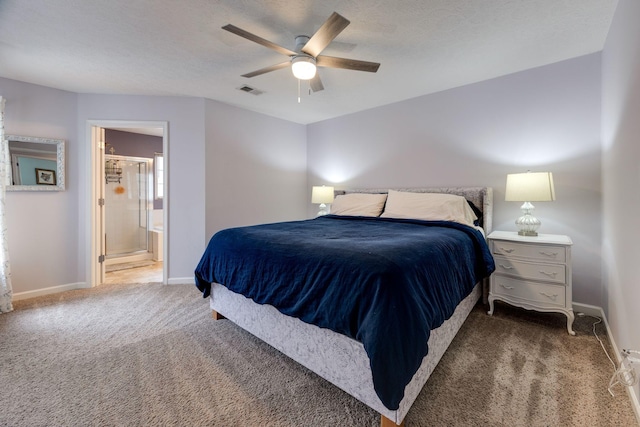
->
330, 193, 388, 217
380, 190, 477, 226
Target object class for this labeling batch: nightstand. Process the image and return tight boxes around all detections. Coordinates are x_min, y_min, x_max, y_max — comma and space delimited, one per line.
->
487, 230, 575, 335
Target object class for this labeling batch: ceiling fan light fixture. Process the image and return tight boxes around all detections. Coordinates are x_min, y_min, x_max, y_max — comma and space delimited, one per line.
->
291, 55, 317, 80
223, 12, 380, 92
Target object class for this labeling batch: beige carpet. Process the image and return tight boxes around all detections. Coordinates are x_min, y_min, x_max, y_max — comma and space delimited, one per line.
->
0, 282, 637, 426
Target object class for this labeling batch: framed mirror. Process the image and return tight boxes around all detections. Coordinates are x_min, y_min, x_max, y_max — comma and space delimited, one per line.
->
5, 135, 65, 191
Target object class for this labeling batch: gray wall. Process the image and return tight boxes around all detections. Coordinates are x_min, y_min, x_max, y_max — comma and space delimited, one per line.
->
1, 78, 79, 294
602, 0, 640, 390
105, 129, 163, 159
308, 53, 603, 306
204, 99, 307, 238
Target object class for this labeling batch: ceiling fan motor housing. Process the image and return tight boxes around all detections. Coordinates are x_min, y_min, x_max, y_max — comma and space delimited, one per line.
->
294, 35, 311, 53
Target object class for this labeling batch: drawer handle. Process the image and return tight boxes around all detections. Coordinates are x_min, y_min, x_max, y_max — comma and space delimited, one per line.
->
498, 264, 514, 270
540, 292, 558, 301
539, 271, 558, 278
499, 247, 515, 253
539, 251, 559, 258
499, 283, 515, 290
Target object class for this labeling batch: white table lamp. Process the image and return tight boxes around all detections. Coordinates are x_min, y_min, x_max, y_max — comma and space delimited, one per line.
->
311, 186, 334, 216
505, 172, 555, 236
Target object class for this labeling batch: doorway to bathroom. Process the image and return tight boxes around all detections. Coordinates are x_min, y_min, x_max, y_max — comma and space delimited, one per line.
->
88, 121, 168, 287
103, 129, 163, 284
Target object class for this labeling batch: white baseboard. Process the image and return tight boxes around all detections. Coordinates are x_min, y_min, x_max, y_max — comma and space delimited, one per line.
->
167, 277, 195, 285
12, 278, 194, 301
572, 302, 603, 318
13, 282, 88, 301
573, 302, 640, 423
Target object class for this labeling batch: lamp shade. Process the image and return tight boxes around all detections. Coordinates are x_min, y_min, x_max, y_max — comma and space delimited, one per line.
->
311, 186, 334, 204
505, 172, 555, 202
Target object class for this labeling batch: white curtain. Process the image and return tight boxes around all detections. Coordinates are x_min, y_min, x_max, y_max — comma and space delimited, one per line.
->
0, 96, 13, 313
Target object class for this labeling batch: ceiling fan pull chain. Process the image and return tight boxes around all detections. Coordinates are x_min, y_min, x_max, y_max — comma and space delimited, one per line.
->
297, 79, 301, 103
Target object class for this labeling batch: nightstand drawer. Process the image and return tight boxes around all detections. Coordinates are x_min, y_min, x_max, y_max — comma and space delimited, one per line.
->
492, 276, 566, 307
491, 240, 566, 263
493, 257, 566, 284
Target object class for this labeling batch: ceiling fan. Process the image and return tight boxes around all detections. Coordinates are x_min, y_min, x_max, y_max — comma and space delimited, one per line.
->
222, 11, 380, 92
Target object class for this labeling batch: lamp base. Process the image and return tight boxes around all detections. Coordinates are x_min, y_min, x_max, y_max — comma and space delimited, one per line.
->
515, 201, 541, 237
317, 203, 329, 216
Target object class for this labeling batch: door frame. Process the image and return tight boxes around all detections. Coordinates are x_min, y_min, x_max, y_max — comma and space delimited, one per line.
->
85, 120, 169, 287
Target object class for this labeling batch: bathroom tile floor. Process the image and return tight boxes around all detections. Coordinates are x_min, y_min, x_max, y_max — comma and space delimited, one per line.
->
104, 261, 163, 284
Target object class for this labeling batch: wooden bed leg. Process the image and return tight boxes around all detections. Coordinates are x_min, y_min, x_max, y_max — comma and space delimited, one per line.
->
211, 310, 226, 320
381, 415, 404, 427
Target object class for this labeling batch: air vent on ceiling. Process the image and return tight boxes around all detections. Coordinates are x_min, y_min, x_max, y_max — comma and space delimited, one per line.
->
237, 85, 264, 95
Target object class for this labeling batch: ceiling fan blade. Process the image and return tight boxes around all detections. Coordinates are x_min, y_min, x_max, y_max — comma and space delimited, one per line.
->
242, 61, 291, 78
316, 55, 380, 73
301, 12, 350, 57
222, 24, 297, 56
310, 73, 324, 92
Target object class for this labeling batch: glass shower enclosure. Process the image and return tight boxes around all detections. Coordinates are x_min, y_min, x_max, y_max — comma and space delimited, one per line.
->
104, 155, 153, 263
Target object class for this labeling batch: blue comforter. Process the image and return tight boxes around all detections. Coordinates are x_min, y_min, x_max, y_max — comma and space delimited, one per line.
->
194, 215, 495, 410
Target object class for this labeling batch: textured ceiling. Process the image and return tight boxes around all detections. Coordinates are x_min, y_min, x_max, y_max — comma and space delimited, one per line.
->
0, 0, 617, 124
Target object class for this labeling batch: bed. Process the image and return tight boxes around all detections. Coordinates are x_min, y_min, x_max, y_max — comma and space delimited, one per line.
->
194, 187, 494, 426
